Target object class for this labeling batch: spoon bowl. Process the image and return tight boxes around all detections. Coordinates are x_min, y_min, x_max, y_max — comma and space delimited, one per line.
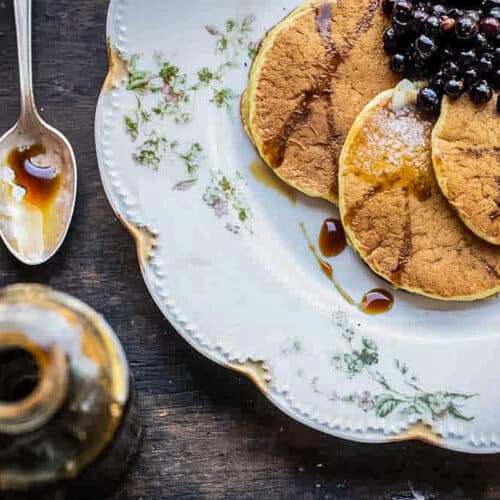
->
0, 0, 77, 265
0, 113, 77, 265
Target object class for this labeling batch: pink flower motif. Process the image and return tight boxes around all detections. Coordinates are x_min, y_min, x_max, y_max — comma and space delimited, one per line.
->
162, 85, 178, 103
211, 199, 228, 218
358, 391, 375, 412
173, 179, 196, 192
333, 357, 343, 370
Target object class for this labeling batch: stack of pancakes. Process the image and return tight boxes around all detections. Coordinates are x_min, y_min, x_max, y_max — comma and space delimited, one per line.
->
242, 0, 500, 301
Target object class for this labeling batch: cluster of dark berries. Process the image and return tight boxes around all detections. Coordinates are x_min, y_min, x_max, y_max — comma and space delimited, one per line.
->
382, 0, 500, 115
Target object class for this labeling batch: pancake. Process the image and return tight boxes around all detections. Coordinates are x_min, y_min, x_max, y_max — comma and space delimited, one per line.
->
432, 94, 500, 246
339, 80, 500, 301
241, 0, 399, 203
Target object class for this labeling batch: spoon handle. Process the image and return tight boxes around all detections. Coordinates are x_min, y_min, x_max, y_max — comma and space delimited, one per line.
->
13, 0, 35, 115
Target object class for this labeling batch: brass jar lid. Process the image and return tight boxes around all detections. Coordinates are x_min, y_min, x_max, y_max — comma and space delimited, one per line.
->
0, 284, 129, 491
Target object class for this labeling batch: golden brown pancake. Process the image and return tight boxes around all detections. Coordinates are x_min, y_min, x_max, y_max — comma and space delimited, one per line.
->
328, 1, 400, 171
242, 0, 399, 203
339, 81, 500, 301
432, 94, 500, 245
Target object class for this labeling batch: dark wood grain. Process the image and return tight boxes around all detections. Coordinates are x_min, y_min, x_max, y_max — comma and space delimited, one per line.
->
1, 1, 500, 499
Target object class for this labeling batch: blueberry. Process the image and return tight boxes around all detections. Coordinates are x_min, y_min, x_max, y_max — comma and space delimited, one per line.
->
383, 27, 401, 53
455, 16, 480, 40
424, 16, 442, 37
382, 0, 500, 111
417, 86, 441, 114
463, 67, 479, 88
441, 60, 460, 77
390, 52, 408, 73
497, 95, 500, 114
444, 77, 465, 99
470, 79, 493, 103
412, 9, 429, 32
474, 32, 490, 51
393, 19, 411, 35
493, 68, 500, 89
447, 8, 464, 20
431, 70, 446, 91
393, 1, 414, 24
482, 0, 500, 10
415, 34, 438, 57
440, 16, 456, 33
479, 53, 495, 75
441, 46, 456, 60
411, 50, 434, 75
465, 11, 481, 24
432, 5, 447, 18
491, 8, 500, 20
457, 48, 477, 67
480, 17, 500, 39
382, 0, 398, 15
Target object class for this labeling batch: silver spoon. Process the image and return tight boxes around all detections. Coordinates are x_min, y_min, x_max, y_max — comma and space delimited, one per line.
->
0, 0, 77, 265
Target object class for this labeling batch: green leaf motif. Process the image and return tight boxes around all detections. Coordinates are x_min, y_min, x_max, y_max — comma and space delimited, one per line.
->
198, 67, 215, 84
134, 133, 168, 169
325, 316, 478, 423
447, 403, 474, 422
124, 115, 139, 141
158, 61, 180, 83
179, 143, 203, 176
359, 337, 379, 365
247, 42, 258, 60
427, 391, 448, 414
122, 16, 256, 233
334, 336, 379, 377
212, 88, 238, 110
203, 170, 252, 230
412, 398, 431, 416
375, 395, 402, 418
239, 209, 248, 222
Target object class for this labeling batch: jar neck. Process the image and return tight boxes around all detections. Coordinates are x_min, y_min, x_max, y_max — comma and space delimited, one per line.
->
0, 332, 69, 435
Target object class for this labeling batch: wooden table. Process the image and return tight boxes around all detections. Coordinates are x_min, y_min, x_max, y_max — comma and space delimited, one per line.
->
1, 1, 500, 499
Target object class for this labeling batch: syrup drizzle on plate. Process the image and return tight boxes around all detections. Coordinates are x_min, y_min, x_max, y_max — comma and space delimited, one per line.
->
318, 217, 346, 258
301, 220, 394, 315
249, 157, 297, 203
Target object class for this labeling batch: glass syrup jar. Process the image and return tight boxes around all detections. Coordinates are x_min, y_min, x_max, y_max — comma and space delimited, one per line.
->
0, 284, 141, 498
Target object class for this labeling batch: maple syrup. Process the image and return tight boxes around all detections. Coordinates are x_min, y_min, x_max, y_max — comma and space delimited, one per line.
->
249, 158, 297, 203
0, 284, 141, 497
360, 288, 394, 315
318, 218, 346, 257
301, 222, 394, 315
315, 2, 333, 46
319, 259, 334, 281
300, 222, 356, 306
6, 144, 60, 212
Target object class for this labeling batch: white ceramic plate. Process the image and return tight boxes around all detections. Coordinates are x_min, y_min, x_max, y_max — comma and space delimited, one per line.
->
96, 0, 500, 454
